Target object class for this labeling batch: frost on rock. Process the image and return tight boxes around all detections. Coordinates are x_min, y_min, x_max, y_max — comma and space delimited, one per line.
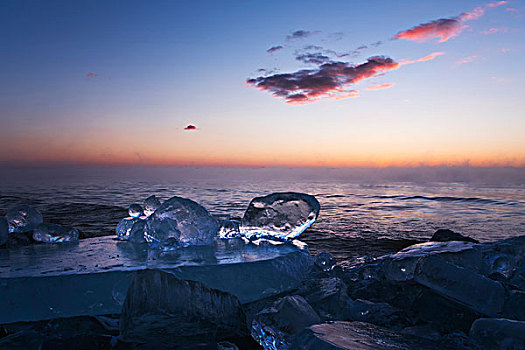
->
32, 223, 79, 243
128, 204, 143, 218
241, 192, 320, 241
5, 205, 43, 233
144, 196, 219, 249
0, 217, 8, 246
143, 195, 161, 217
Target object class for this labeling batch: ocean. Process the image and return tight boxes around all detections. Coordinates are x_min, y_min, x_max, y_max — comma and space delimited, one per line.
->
0, 167, 524, 262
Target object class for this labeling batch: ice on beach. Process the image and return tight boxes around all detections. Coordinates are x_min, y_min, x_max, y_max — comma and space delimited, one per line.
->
116, 217, 142, 240
0, 217, 8, 245
128, 204, 143, 218
218, 219, 241, 239
240, 192, 320, 241
0, 235, 313, 323
313, 252, 336, 272
32, 223, 79, 243
6, 204, 43, 233
143, 195, 161, 217
144, 196, 219, 249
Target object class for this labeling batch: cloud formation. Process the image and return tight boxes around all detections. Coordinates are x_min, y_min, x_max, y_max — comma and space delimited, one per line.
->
295, 52, 332, 65
247, 56, 400, 104
267, 45, 283, 53
394, 1, 507, 43
87, 72, 96, 77
456, 55, 478, 65
481, 27, 508, 34
184, 125, 197, 130
366, 82, 395, 91
286, 30, 317, 40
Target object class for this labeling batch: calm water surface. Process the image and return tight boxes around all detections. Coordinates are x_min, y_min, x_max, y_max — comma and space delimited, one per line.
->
1, 177, 524, 261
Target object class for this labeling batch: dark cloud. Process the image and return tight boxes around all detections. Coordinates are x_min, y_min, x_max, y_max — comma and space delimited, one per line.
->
184, 125, 197, 130
267, 45, 283, 53
247, 56, 399, 104
371, 41, 382, 47
295, 52, 332, 65
286, 30, 318, 40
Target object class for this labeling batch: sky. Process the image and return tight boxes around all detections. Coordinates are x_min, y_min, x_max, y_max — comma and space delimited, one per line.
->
1, 0, 524, 168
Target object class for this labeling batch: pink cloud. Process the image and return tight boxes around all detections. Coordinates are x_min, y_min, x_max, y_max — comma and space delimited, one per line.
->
456, 55, 478, 65
481, 27, 508, 34
87, 72, 96, 77
184, 125, 197, 130
366, 82, 395, 91
394, 1, 507, 43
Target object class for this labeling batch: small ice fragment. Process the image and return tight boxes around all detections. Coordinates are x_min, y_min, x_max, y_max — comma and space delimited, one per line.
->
313, 252, 336, 272
218, 219, 241, 239
143, 195, 161, 217
240, 192, 320, 241
116, 217, 142, 240
144, 196, 219, 249
6, 205, 43, 233
128, 204, 143, 218
0, 217, 8, 245
33, 223, 79, 243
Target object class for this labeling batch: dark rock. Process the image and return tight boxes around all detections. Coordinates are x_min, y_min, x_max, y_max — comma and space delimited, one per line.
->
502, 291, 525, 321
120, 269, 246, 347
401, 324, 441, 341
251, 295, 320, 349
430, 229, 479, 244
345, 299, 412, 329
297, 277, 349, 320
438, 332, 481, 350
470, 318, 525, 350
0, 330, 45, 350
414, 255, 506, 316
292, 321, 441, 349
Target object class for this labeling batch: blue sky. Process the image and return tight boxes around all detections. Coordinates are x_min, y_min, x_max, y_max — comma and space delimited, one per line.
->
1, 0, 523, 167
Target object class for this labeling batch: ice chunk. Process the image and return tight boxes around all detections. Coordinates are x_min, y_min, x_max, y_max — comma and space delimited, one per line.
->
218, 219, 242, 239
120, 270, 246, 347
251, 295, 320, 350
144, 196, 219, 249
32, 223, 79, 243
313, 252, 336, 272
127, 204, 143, 218
0, 235, 312, 323
241, 192, 320, 241
143, 195, 161, 217
115, 217, 143, 241
5, 204, 43, 233
0, 217, 8, 245
298, 278, 349, 321
430, 228, 479, 243
414, 255, 505, 316
470, 318, 525, 350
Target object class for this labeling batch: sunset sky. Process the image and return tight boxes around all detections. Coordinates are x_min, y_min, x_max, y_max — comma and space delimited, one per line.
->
1, 0, 524, 168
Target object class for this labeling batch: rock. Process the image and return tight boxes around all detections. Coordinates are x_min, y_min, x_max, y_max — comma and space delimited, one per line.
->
502, 291, 525, 321
292, 321, 440, 349
143, 195, 161, 217
412, 289, 481, 334
313, 252, 336, 273
32, 223, 79, 243
120, 269, 246, 347
6, 204, 43, 233
401, 324, 441, 341
0, 330, 45, 350
241, 192, 320, 241
380, 241, 480, 282
430, 229, 479, 243
414, 255, 506, 317
438, 332, 481, 350
297, 278, 349, 321
251, 295, 320, 350
470, 318, 525, 350
0, 217, 8, 245
144, 196, 219, 249
128, 204, 143, 218
345, 299, 411, 329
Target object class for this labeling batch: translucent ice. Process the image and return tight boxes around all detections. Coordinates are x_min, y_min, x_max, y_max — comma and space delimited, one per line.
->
5, 205, 43, 233
144, 196, 219, 249
240, 192, 320, 241
0, 217, 8, 245
218, 219, 241, 239
143, 195, 161, 217
116, 217, 144, 241
128, 204, 143, 218
32, 223, 79, 243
